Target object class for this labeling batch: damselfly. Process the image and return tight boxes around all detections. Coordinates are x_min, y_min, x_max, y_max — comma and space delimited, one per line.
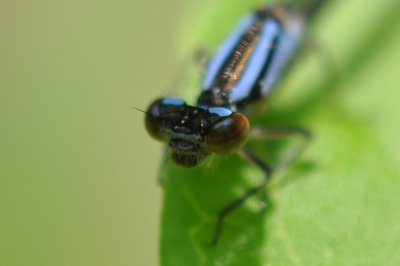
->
144, 2, 325, 245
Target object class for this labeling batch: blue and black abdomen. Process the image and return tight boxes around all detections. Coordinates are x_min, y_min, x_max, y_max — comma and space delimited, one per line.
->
197, 7, 305, 112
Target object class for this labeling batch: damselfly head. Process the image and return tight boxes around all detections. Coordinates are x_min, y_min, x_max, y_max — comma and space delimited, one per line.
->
145, 97, 250, 167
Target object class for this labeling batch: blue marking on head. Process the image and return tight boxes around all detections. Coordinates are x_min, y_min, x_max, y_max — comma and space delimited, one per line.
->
161, 97, 185, 106
208, 107, 233, 117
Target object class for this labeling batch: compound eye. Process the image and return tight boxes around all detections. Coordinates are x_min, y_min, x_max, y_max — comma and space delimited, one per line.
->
206, 113, 250, 154
144, 97, 186, 141
145, 100, 166, 141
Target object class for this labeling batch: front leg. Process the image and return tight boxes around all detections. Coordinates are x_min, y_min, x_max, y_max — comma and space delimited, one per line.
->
211, 147, 272, 246
210, 126, 312, 245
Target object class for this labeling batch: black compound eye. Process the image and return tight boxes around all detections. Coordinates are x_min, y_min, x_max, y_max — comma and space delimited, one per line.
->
144, 97, 186, 141
145, 100, 165, 141
206, 113, 250, 154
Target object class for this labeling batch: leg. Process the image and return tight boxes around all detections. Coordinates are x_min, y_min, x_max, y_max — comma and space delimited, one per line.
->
250, 127, 312, 174
157, 147, 170, 186
211, 147, 272, 246
210, 127, 312, 245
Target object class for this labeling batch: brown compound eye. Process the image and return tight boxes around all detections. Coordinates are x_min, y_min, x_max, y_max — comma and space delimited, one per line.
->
206, 112, 250, 154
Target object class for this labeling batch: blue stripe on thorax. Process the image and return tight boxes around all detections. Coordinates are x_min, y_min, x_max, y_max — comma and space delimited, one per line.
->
203, 14, 256, 90
261, 20, 304, 96
229, 18, 280, 101
202, 8, 305, 108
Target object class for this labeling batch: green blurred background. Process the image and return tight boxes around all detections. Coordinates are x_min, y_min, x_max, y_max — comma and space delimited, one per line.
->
0, 0, 195, 265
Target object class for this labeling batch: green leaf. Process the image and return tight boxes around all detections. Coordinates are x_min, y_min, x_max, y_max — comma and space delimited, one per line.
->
160, 0, 400, 265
